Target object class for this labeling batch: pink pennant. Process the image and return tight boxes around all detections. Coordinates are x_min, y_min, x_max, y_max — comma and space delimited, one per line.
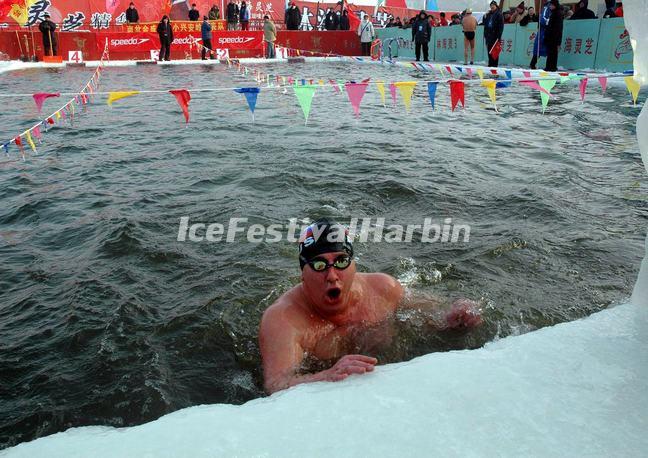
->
60, 109, 66, 120
598, 76, 608, 94
33, 92, 60, 114
445, 65, 453, 75
467, 68, 473, 79
330, 79, 341, 94
361, 78, 371, 83
169, 89, 191, 124
523, 71, 531, 78
579, 77, 588, 102
519, 80, 553, 97
449, 80, 465, 111
345, 82, 369, 118
389, 83, 397, 106
32, 126, 41, 140
288, 77, 294, 85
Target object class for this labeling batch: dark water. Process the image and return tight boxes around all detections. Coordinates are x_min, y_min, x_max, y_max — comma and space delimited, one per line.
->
0, 62, 646, 449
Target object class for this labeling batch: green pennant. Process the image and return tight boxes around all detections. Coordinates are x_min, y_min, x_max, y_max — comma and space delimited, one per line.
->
559, 76, 570, 84
539, 80, 557, 113
293, 85, 318, 125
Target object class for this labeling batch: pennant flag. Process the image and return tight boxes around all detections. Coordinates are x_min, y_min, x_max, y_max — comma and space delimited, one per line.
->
520, 80, 553, 96
481, 80, 497, 110
14, 136, 24, 160
389, 83, 397, 106
539, 80, 557, 112
47, 117, 54, 125
456, 66, 463, 73
169, 89, 191, 124
523, 71, 531, 78
376, 81, 386, 107
540, 71, 549, 77
445, 65, 453, 75
58, 110, 65, 120
449, 80, 465, 111
3, 143, 8, 156
490, 69, 498, 76
477, 68, 484, 80
32, 126, 41, 141
427, 82, 438, 110
234, 87, 261, 121
438, 65, 446, 77
329, 79, 341, 94
466, 68, 473, 79
293, 84, 317, 125
489, 40, 502, 60
345, 83, 369, 117
579, 77, 588, 102
25, 130, 37, 153
107, 91, 140, 106
394, 81, 416, 112
560, 75, 570, 84
496, 70, 512, 89
32, 92, 60, 114
598, 76, 608, 94
624, 76, 640, 105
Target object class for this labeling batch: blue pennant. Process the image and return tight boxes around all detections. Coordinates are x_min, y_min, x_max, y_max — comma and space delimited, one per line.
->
427, 82, 438, 110
234, 87, 261, 115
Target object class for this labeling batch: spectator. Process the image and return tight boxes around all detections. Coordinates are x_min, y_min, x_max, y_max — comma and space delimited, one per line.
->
189, 3, 200, 21
530, 0, 549, 68
462, 8, 477, 65
38, 13, 57, 56
156, 15, 173, 61
125, 2, 139, 24
385, 17, 394, 28
503, 11, 512, 23
439, 12, 448, 26
403, 17, 415, 29
615, 2, 623, 16
483, 0, 504, 67
240, 1, 250, 30
226, 0, 239, 30
357, 14, 375, 56
511, 2, 528, 23
201, 16, 214, 60
339, 10, 350, 30
571, 0, 596, 19
450, 14, 462, 25
263, 15, 276, 58
603, 0, 617, 18
563, 5, 573, 18
544, 0, 563, 71
393, 17, 402, 27
411, 10, 431, 62
208, 4, 220, 20
285, 2, 302, 30
527, 6, 538, 22
324, 8, 339, 30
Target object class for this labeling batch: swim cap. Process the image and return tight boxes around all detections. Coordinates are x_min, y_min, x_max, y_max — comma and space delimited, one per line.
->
298, 218, 353, 269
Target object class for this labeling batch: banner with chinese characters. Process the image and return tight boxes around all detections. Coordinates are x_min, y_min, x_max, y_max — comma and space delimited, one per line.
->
557, 18, 598, 71
594, 18, 632, 73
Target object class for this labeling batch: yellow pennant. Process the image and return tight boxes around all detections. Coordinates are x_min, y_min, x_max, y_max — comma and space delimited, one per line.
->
107, 91, 140, 106
55, 111, 61, 120
481, 80, 497, 109
624, 76, 641, 105
438, 65, 445, 78
282, 76, 286, 85
477, 68, 484, 80
376, 81, 386, 106
539, 71, 549, 77
394, 81, 417, 112
25, 130, 37, 152
318, 79, 324, 86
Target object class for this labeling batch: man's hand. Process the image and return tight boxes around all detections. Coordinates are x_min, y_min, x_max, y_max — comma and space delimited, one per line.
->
445, 299, 483, 330
323, 354, 378, 382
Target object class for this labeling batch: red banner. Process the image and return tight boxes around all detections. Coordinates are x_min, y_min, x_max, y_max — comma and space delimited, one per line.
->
97, 30, 263, 52
211, 30, 263, 49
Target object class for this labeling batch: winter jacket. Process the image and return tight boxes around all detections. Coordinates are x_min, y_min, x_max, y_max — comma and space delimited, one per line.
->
483, 8, 504, 44
357, 19, 374, 43
201, 20, 212, 40
411, 14, 431, 42
240, 5, 250, 22
188, 9, 200, 21
125, 7, 139, 23
324, 11, 339, 30
264, 20, 276, 42
571, 0, 596, 19
157, 21, 174, 43
545, 6, 563, 46
227, 3, 239, 23
208, 7, 220, 20
285, 6, 301, 30
39, 19, 57, 44
339, 14, 350, 30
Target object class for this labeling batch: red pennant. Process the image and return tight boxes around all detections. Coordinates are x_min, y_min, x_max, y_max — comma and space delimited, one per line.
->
490, 69, 498, 75
445, 65, 453, 74
449, 80, 465, 111
14, 136, 22, 147
47, 117, 54, 124
169, 89, 191, 124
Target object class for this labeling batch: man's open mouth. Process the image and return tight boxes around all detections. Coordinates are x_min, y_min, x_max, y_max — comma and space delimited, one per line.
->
326, 287, 341, 300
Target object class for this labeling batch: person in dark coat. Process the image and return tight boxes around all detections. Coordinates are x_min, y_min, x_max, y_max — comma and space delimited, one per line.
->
188, 4, 200, 21
603, 0, 617, 18
339, 10, 350, 30
483, 0, 504, 67
285, 2, 302, 30
125, 2, 139, 24
239, 1, 250, 30
570, 0, 596, 19
411, 10, 431, 62
157, 15, 173, 61
38, 13, 57, 56
324, 8, 339, 30
544, 0, 563, 71
201, 16, 214, 60
226, 0, 239, 30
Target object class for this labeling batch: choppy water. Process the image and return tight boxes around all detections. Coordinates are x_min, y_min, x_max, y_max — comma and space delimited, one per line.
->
0, 61, 646, 449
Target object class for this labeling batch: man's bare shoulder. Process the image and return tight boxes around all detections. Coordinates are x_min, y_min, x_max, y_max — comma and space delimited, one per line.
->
357, 272, 404, 302
260, 285, 313, 331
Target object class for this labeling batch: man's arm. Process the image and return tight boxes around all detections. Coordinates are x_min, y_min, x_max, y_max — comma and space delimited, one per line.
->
259, 305, 377, 394
398, 289, 483, 330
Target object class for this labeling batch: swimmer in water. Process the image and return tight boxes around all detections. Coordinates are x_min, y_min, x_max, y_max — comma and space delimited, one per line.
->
259, 218, 482, 393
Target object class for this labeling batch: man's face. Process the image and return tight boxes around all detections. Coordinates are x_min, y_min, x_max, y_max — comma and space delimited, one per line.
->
301, 251, 356, 316
490, 4, 497, 11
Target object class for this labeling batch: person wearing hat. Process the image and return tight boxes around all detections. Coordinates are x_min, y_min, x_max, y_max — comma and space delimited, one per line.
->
201, 16, 214, 60
259, 218, 483, 394
38, 13, 57, 57
461, 8, 477, 65
411, 10, 431, 62
285, 1, 302, 30
544, 0, 563, 71
482, 0, 504, 67
511, 2, 529, 23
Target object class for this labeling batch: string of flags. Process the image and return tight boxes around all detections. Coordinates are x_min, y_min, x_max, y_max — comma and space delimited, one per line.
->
1, 42, 643, 161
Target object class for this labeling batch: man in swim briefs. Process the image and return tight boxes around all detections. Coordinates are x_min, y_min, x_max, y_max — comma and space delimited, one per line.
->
462, 9, 478, 65
259, 218, 483, 394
